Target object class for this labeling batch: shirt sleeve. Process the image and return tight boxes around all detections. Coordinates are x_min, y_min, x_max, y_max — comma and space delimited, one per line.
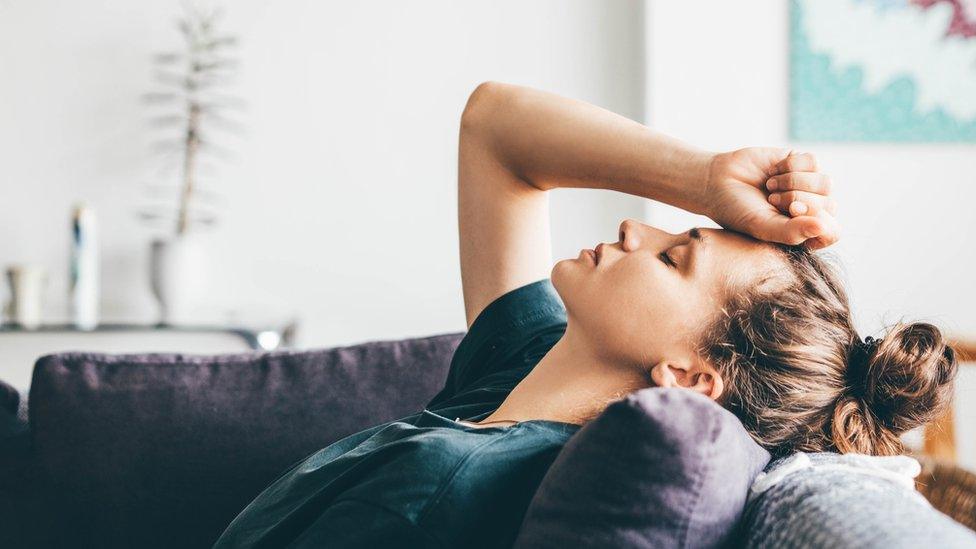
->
426, 278, 567, 408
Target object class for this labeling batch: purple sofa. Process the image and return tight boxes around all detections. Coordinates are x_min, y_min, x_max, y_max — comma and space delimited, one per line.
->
1, 333, 463, 549
3, 333, 972, 549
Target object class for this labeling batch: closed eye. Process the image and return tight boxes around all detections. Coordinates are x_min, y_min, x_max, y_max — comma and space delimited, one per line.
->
659, 249, 677, 268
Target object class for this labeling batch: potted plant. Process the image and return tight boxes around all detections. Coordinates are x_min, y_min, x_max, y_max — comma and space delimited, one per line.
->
141, 3, 241, 324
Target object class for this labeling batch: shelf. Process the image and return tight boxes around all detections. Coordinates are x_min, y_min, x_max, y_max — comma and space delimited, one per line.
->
0, 321, 298, 351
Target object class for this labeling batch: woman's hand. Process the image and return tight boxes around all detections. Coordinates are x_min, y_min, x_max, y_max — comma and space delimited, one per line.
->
703, 148, 840, 249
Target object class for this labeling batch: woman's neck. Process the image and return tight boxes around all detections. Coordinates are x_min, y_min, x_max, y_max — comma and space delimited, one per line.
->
480, 323, 650, 426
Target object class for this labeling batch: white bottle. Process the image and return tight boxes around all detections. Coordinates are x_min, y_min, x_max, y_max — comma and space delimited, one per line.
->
70, 204, 99, 330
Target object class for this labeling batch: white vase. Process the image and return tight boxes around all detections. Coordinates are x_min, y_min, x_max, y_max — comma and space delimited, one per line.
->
4, 265, 48, 329
150, 235, 208, 324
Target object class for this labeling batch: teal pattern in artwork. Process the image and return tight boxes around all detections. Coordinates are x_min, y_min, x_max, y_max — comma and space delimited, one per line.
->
790, 0, 976, 142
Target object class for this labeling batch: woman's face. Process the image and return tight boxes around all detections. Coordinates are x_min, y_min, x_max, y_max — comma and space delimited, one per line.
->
551, 218, 782, 371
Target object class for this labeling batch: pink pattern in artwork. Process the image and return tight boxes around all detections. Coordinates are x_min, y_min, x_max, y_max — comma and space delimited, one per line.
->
914, 0, 976, 38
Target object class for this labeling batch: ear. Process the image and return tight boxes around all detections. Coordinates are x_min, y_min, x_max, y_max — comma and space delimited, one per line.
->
649, 359, 724, 401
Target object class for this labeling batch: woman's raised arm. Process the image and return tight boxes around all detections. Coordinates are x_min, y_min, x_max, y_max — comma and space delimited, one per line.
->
457, 81, 838, 326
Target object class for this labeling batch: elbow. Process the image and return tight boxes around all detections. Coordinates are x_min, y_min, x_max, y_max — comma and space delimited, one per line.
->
460, 81, 509, 135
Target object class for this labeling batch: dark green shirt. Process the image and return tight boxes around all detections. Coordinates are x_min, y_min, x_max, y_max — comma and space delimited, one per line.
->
213, 279, 578, 549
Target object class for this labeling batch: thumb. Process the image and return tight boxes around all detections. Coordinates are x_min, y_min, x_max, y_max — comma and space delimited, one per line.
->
749, 211, 825, 246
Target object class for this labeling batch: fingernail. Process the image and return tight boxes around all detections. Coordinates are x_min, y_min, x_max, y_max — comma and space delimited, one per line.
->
803, 226, 819, 238
791, 202, 808, 215
766, 178, 777, 191
768, 193, 780, 205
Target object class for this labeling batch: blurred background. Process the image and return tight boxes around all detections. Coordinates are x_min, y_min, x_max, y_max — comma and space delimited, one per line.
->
1, 0, 974, 464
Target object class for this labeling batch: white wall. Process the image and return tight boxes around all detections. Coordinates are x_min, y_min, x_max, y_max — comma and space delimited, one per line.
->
645, 0, 976, 467
4, 0, 974, 466
0, 0, 645, 347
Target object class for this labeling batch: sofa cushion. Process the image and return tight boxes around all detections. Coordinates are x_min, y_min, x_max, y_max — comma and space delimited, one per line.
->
743, 452, 976, 548
27, 333, 463, 549
514, 387, 771, 548
0, 378, 18, 415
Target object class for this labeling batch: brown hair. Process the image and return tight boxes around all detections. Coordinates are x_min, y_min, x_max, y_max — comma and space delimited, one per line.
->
700, 245, 958, 457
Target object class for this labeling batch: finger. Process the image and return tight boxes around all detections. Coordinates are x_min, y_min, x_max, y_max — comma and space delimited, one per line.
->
750, 213, 826, 246
772, 151, 818, 175
767, 190, 837, 216
801, 213, 842, 250
750, 208, 841, 247
765, 172, 832, 194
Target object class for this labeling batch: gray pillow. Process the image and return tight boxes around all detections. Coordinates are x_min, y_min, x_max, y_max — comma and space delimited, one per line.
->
744, 452, 976, 548
514, 388, 770, 548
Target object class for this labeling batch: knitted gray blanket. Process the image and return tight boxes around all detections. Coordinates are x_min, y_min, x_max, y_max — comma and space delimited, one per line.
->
744, 452, 976, 548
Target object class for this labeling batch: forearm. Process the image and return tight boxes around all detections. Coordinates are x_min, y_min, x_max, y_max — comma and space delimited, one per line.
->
462, 81, 715, 215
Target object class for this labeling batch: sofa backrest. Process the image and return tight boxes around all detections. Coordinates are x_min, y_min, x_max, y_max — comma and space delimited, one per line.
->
26, 332, 462, 549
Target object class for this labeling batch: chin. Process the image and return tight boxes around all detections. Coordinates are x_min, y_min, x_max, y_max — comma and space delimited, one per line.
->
550, 259, 586, 314
550, 259, 574, 296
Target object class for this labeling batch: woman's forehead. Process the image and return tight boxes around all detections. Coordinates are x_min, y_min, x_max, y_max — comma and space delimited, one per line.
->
702, 228, 787, 288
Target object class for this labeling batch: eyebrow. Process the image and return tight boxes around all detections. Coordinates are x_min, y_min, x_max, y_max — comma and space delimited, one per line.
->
685, 227, 706, 275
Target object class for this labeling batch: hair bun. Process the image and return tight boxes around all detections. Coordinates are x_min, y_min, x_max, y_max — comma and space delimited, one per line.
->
832, 322, 957, 455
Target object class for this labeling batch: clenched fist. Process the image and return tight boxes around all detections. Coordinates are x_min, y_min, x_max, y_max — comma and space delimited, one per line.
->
703, 148, 840, 250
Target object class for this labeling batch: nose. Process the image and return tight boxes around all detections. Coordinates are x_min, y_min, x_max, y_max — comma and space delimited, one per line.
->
618, 218, 674, 253
618, 218, 644, 252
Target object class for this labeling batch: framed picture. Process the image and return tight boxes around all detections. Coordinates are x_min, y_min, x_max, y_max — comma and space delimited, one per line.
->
790, 0, 976, 142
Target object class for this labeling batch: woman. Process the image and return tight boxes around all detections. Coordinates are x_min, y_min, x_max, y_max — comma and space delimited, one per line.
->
214, 83, 957, 548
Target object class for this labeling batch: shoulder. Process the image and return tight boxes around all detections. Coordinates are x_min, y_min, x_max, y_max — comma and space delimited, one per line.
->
346, 424, 504, 491
410, 423, 576, 539
339, 423, 576, 546
358, 422, 570, 497
418, 423, 574, 508
427, 279, 566, 408
448, 422, 578, 470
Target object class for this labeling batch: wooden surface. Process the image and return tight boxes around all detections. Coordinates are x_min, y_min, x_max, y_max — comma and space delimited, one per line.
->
923, 338, 976, 461
915, 455, 976, 532
924, 406, 958, 461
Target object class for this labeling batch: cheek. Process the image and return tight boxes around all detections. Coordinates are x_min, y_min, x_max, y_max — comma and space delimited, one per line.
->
605, 256, 673, 309
605, 262, 681, 331
588, 259, 715, 361
565, 258, 667, 350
